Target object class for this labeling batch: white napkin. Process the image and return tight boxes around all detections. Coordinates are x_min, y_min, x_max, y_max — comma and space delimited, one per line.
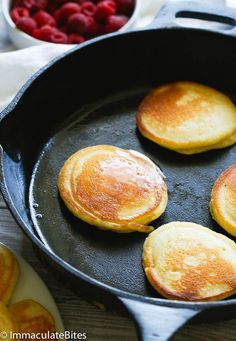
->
0, 1, 164, 112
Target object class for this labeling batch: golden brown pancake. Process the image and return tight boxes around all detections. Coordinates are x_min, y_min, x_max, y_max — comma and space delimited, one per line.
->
210, 165, 236, 236
137, 82, 236, 154
0, 244, 19, 305
143, 222, 236, 301
9, 300, 56, 341
0, 302, 18, 341
58, 145, 168, 233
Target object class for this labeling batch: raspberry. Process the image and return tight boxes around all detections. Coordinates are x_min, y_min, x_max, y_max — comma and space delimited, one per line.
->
35, 24, 57, 40
16, 17, 37, 35
59, 2, 81, 21
11, 7, 29, 23
34, 25, 68, 43
33, 10, 56, 27
67, 12, 90, 34
50, 31, 68, 43
20, 0, 48, 13
32, 28, 41, 39
105, 14, 128, 32
87, 18, 102, 36
116, 0, 134, 15
33, 0, 48, 11
94, 1, 116, 22
68, 33, 85, 43
81, 1, 96, 16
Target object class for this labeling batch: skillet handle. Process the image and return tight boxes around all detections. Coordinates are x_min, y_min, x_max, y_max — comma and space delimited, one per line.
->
119, 297, 203, 341
149, 0, 236, 36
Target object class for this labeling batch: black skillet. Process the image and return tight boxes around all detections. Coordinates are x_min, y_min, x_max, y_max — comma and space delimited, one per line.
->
1, 0, 236, 339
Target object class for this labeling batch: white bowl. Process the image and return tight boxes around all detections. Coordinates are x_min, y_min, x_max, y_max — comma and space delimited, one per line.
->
2, 0, 141, 49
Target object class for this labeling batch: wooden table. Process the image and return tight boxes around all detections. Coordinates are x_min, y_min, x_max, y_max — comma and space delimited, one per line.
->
0, 193, 236, 341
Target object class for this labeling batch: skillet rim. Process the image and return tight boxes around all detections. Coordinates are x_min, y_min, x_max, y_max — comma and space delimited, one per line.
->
1, 27, 236, 309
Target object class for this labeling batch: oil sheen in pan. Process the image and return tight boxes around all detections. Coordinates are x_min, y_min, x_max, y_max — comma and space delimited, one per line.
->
29, 88, 236, 297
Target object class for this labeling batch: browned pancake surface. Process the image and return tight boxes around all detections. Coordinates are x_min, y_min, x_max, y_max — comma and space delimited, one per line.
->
58, 145, 168, 233
0, 302, 18, 341
143, 222, 236, 301
0, 244, 19, 305
211, 165, 236, 236
10, 300, 56, 341
137, 82, 236, 152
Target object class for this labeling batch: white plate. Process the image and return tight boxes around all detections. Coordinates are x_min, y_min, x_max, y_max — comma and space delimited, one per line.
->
4, 244, 64, 334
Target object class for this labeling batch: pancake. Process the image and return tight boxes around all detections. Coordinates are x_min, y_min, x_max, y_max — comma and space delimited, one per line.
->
137, 82, 236, 154
210, 165, 236, 236
0, 244, 19, 305
9, 300, 56, 340
58, 145, 168, 233
142, 222, 236, 301
175, 130, 236, 155
0, 303, 19, 341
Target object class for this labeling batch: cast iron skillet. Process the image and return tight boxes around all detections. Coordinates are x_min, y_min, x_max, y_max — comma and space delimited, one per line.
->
1, 0, 236, 339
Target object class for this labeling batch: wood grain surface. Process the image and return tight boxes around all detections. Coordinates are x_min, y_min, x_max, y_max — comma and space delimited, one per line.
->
0, 194, 236, 341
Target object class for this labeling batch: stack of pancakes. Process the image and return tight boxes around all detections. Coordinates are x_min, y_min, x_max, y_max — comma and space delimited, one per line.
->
0, 244, 56, 340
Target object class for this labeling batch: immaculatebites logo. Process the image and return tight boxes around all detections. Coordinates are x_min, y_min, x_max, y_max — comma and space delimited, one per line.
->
0, 331, 87, 340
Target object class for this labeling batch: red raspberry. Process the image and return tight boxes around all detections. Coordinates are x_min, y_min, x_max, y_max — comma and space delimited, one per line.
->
87, 18, 102, 36
49, 31, 68, 43
32, 28, 41, 39
116, 0, 134, 14
20, 0, 48, 13
67, 12, 90, 34
81, 1, 96, 16
59, 2, 81, 22
33, 10, 56, 27
16, 17, 37, 35
11, 7, 29, 23
105, 14, 128, 32
34, 25, 68, 43
35, 24, 57, 40
94, 1, 116, 22
68, 33, 85, 43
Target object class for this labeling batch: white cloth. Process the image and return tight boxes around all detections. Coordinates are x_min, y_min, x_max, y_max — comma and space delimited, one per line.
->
0, 0, 235, 111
